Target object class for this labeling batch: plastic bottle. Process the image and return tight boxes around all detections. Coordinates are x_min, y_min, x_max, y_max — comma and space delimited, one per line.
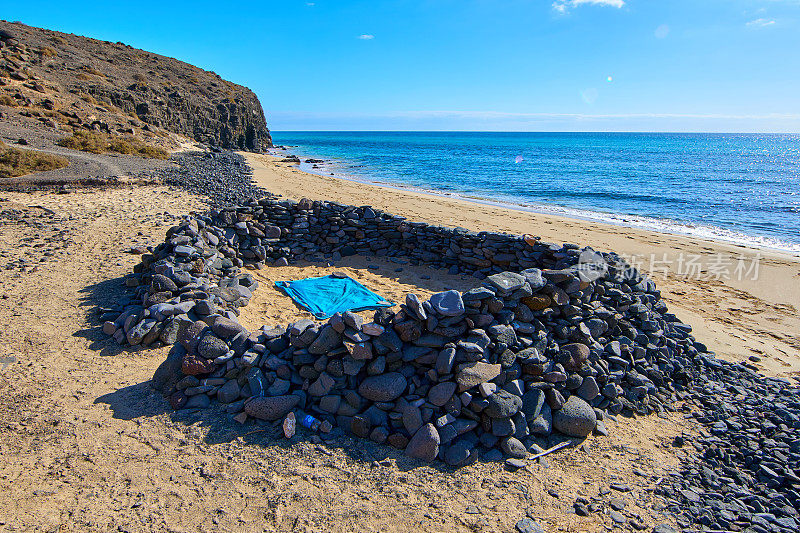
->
299, 413, 321, 431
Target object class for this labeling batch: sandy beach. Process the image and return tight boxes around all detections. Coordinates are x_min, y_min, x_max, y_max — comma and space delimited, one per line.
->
0, 183, 690, 532
0, 152, 794, 531
245, 152, 800, 378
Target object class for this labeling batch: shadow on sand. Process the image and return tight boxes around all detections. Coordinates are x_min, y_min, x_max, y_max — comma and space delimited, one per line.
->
92, 376, 496, 473
78, 257, 500, 473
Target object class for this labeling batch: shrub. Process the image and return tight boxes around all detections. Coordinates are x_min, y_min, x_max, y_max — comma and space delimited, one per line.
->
0, 95, 18, 107
57, 131, 169, 159
38, 47, 57, 58
79, 93, 98, 105
0, 141, 69, 178
81, 66, 105, 77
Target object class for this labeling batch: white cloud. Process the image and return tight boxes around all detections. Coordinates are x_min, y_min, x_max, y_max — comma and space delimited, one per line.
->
746, 18, 776, 27
358, 34, 375, 40
305, 2, 315, 6
654, 24, 670, 39
552, 0, 625, 14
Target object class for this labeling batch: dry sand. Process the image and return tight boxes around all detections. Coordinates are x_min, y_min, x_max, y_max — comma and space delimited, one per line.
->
2, 151, 797, 531
0, 182, 696, 532
245, 152, 800, 379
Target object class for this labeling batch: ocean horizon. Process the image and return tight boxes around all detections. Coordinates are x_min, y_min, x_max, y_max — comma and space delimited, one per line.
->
270, 131, 800, 255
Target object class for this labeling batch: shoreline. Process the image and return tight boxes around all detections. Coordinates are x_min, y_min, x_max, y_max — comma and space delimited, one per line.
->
268, 145, 800, 257
243, 151, 800, 378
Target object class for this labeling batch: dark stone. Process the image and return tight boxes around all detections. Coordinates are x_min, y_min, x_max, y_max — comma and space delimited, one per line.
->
217, 379, 240, 403
444, 440, 475, 467
553, 396, 596, 437
405, 293, 427, 320
576, 376, 600, 401
405, 423, 440, 463
486, 272, 525, 292
521, 389, 546, 419
428, 382, 457, 407
358, 373, 407, 402
308, 325, 341, 354
244, 395, 300, 421
515, 517, 544, 533
197, 334, 228, 359
500, 436, 527, 458
484, 390, 523, 418
308, 372, 335, 396
211, 316, 246, 339
429, 290, 465, 317
560, 343, 589, 371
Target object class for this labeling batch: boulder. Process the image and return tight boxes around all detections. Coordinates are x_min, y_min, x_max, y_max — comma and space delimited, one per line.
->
553, 396, 597, 438
197, 334, 228, 359
245, 395, 300, 421
428, 381, 457, 407
429, 290, 465, 317
212, 316, 246, 339
405, 423, 440, 463
486, 272, 525, 292
456, 362, 501, 392
484, 390, 523, 418
358, 373, 407, 402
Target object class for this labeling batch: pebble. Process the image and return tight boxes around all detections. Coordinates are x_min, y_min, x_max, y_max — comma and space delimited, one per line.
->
515, 517, 544, 533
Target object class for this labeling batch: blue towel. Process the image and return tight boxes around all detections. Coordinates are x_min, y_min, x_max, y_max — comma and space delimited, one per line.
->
275, 274, 394, 319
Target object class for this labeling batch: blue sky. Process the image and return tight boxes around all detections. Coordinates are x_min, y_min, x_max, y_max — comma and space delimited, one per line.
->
4, 1, 800, 131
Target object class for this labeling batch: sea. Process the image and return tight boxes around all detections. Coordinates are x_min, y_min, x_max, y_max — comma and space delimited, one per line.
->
269, 132, 800, 255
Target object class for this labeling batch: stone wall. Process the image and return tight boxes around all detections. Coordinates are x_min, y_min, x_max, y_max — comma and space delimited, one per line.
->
102, 197, 711, 466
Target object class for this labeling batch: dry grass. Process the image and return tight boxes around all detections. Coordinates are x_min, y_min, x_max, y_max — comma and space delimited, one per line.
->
78, 93, 98, 105
80, 66, 105, 77
0, 141, 69, 178
38, 47, 57, 58
0, 95, 18, 107
57, 131, 169, 159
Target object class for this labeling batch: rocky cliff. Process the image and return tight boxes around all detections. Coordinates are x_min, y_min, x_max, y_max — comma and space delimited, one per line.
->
0, 21, 271, 151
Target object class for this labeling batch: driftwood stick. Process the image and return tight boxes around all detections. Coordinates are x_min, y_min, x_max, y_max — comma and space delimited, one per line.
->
528, 440, 571, 461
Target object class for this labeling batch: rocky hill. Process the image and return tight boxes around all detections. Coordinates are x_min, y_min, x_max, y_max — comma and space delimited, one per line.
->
0, 20, 271, 151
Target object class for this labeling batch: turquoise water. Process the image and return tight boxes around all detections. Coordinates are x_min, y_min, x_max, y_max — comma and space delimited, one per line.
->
270, 132, 800, 254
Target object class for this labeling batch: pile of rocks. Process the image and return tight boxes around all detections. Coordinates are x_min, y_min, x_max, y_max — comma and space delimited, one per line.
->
100, 195, 799, 529
102, 197, 703, 459
154, 151, 271, 208
659, 363, 799, 531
